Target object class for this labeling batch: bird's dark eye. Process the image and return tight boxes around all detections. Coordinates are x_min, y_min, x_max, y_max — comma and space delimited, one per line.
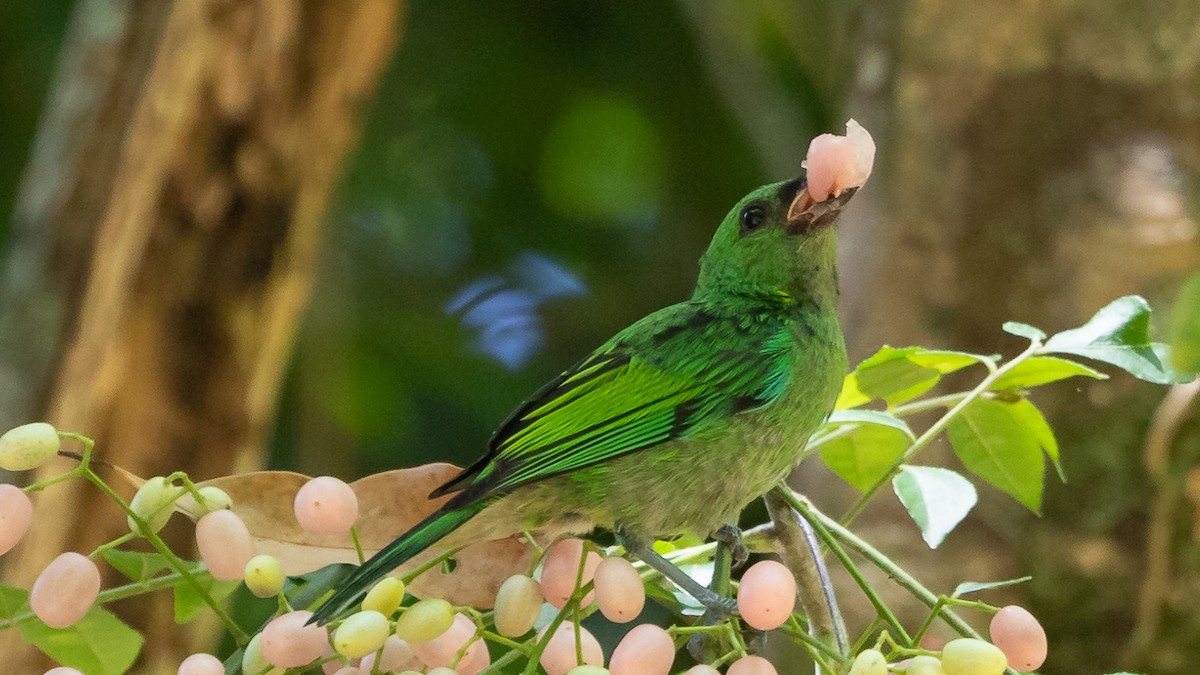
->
740, 204, 767, 232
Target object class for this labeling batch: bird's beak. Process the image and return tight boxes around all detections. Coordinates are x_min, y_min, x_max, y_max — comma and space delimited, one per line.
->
785, 182, 859, 235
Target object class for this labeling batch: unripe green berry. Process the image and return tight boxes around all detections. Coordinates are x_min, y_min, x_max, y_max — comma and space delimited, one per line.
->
848, 649, 888, 675
334, 610, 391, 658
0, 422, 60, 471
940, 638, 1007, 675
243, 554, 285, 598
128, 476, 185, 534
393, 598, 454, 643
904, 655, 946, 675
362, 576, 405, 616
567, 667, 611, 675
196, 486, 233, 513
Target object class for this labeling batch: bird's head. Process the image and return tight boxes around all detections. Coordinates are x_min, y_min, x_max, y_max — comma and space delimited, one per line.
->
694, 120, 873, 308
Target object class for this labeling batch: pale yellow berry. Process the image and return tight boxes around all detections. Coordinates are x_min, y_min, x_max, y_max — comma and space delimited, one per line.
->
334, 610, 392, 658
0, 422, 60, 471
362, 576, 406, 616
393, 598, 454, 643
244, 554, 285, 598
940, 638, 1007, 675
848, 649, 888, 675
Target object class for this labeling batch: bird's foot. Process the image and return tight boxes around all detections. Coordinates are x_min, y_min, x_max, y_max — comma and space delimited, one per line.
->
713, 524, 749, 569
686, 605, 766, 662
619, 529, 738, 616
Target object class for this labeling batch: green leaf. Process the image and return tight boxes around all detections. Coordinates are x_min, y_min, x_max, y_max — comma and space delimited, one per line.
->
892, 466, 977, 549
951, 576, 1033, 598
286, 563, 356, 612
946, 399, 1046, 512
9, 588, 143, 675
990, 356, 1107, 391
834, 373, 870, 409
1008, 398, 1064, 480
102, 549, 175, 583
818, 411, 915, 491
846, 346, 988, 407
1043, 295, 1190, 384
174, 575, 239, 624
1169, 273, 1200, 372
1003, 321, 1046, 341
0, 583, 26, 620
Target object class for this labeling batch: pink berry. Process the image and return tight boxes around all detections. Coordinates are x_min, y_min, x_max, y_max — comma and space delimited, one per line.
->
610, 623, 674, 675
989, 605, 1047, 671
539, 622, 604, 675
0, 484, 33, 555
294, 476, 359, 534
541, 539, 601, 609
411, 613, 490, 675
177, 653, 224, 675
804, 120, 875, 202
259, 610, 330, 667
195, 509, 255, 581
360, 635, 420, 672
44, 669, 84, 675
683, 667, 721, 675
728, 655, 779, 675
737, 560, 796, 631
594, 556, 644, 623
30, 552, 100, 628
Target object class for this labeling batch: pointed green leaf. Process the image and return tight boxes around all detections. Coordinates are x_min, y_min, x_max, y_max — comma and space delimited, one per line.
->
835, 373, 870, 409
825, 409, 916, 434
819, 412, 914, 491
0, 583, 25, 619
1043, 296, 1188, 384
893, 466, 977, 549
174, 575, 239, 624
990, 356, 1107, 391
1003, 322, 1047, 341
849, 346, 988, 406
951, 576, 1033, 598
1169, 273, 1200, 372
102, 549, 175, 583
946, 399, 1045, 512
1008, 398, 1064, 480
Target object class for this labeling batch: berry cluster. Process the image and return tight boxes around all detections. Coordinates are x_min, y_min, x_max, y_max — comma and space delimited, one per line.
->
0, 422, 1051, 675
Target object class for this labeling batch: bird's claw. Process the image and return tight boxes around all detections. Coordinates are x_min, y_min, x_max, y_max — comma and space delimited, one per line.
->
714, 524, 749, 569
686, 599, 763, 663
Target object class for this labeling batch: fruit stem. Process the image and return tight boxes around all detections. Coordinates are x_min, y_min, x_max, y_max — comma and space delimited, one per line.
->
80, 466, 250, 644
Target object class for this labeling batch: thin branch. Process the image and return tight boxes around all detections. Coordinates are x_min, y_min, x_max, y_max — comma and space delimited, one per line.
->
765, 488, 849, 662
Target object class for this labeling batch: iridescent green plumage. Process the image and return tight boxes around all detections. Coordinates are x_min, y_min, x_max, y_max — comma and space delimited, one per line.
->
312, 177, 854, 624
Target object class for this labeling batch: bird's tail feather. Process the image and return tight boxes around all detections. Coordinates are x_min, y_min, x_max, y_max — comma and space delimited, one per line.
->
310, 497, 490, 625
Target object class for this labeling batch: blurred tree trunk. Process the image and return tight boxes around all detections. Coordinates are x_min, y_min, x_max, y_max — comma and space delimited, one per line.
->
0, 0, 402, 669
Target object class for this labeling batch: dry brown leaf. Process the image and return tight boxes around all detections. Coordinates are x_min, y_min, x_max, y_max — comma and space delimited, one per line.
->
172, 463, 535, 608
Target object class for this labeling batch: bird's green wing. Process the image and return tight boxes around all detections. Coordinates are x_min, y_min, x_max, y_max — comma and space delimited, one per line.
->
432, 301, 796, 498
